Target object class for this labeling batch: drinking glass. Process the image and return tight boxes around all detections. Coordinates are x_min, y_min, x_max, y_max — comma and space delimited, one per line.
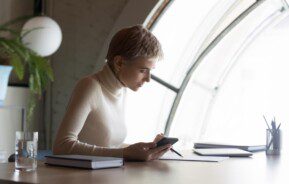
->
15, 131, 38, 171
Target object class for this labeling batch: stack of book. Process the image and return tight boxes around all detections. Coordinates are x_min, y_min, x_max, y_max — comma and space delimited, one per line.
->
45, 155, 124, 169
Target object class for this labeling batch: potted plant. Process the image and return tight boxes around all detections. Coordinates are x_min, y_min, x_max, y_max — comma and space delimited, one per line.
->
0, 17, 54, 128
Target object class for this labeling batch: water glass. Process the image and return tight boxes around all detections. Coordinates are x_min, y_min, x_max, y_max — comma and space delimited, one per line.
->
15, 131, 38, 171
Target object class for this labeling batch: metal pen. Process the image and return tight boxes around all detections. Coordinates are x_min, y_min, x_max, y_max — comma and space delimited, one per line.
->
170, 148, 183, 157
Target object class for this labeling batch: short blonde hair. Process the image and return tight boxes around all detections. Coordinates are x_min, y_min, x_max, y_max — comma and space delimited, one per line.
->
106, 25, 163, 62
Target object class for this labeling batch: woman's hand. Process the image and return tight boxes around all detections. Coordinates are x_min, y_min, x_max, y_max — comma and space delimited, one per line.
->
123, 141, 171, 161
153, 133, 164, 143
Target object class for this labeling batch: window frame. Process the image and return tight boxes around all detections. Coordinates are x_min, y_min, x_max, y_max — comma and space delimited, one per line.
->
145, 0, 267, 135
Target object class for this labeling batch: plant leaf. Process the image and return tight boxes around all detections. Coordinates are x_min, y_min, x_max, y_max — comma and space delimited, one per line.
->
21, 27, 43, 39
0, 27, 20, 36
10, 53, 25, 79
26, 94, 37, 131
0, 38, 30, 61
29, 53, 54, 91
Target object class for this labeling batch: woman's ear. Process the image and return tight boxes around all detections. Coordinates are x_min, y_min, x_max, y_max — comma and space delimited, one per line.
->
113, 55, 125, 73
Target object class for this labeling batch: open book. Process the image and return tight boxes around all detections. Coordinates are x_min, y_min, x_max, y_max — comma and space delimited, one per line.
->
194, 142, 266, 152
45, 155, 123, 169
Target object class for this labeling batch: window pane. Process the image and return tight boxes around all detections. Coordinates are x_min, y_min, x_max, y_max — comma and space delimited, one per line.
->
168, 0, 286, 149
151, 0, 221, 87
168, 81, 214, 149
202, 14, 289, 146
124, 80, 176, 144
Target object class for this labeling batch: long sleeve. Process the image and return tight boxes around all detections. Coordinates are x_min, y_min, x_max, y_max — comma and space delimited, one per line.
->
53, 77, 124, 157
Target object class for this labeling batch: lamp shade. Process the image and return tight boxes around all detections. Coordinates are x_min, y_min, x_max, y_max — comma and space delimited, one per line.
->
21, 16, 62, 57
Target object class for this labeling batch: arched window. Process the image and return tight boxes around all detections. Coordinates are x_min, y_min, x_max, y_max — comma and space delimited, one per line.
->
124, 0, 289, 149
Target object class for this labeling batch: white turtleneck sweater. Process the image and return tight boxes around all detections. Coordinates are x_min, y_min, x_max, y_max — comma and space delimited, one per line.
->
53, 63, 127, 157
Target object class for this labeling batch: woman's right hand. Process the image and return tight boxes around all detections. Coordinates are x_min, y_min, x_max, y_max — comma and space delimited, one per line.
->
123, 142, 171, 161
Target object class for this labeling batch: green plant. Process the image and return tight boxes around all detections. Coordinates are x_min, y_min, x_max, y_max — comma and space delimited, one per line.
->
0, 16, 54, 129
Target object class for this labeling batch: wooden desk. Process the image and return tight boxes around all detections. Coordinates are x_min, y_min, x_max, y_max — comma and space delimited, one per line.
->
0, 152, 287, 184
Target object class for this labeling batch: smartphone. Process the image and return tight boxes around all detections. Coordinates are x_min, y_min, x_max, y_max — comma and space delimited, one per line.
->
156, 137, 178, 147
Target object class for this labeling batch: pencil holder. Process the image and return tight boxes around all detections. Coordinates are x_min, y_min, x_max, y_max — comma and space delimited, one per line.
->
266, 129, 281, 155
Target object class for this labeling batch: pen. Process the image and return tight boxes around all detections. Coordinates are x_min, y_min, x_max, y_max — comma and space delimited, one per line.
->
263, 115, 271, 131
271, 120, 276, 131
263, 115, 273, 135
276, 123, 281, 130
170, 148, 183, 157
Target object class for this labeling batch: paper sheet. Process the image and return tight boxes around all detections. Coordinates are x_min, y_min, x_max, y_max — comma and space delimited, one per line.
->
160, 151, 228, 162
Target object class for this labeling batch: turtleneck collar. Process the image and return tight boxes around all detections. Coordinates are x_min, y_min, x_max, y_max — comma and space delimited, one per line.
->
96, 63, 124, 96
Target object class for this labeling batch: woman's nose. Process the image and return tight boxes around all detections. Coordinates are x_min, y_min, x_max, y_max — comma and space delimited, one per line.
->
146, 72, 151, 82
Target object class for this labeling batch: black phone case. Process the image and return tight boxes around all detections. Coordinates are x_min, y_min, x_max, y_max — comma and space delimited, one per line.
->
156, 137, 178, 147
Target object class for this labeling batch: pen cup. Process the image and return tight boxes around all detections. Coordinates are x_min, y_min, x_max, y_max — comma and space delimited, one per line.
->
266, 129, 281, 155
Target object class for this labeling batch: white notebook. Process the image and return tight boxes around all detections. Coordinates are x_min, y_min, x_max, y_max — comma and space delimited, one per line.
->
193, 148, 253, 157
160, 151, 228, 162
45, 155, 123, 169
194, 142, 265, 152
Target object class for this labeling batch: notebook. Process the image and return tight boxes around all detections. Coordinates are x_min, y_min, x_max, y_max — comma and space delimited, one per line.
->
194, 142, 266, 152
160, 151, 228, 162
193, 148, 253, 157
45, 155, 123, 169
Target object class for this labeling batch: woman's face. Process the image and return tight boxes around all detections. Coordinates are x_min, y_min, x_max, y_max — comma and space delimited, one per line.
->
116, 57, 157, 91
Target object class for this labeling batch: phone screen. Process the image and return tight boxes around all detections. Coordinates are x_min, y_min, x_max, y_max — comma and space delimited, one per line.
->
156, 137, 178, 147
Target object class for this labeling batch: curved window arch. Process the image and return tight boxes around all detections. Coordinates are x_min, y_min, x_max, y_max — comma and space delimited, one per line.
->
124, 0, 289, 147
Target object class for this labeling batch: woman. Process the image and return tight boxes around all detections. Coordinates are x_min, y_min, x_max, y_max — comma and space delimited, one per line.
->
53, 25, 171, 161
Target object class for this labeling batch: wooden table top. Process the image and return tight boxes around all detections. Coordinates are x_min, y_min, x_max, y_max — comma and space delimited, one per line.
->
0, 152, 288, 184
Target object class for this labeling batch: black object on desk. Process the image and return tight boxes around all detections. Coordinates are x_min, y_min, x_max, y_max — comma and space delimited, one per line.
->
157, 137, 183, 157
